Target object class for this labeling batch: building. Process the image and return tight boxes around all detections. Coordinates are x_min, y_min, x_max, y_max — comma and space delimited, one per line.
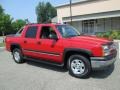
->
56, 0, 120, 35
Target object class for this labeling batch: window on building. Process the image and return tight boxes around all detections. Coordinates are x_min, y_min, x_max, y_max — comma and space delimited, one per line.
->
82, 20, 97, 34
112, 17, 120, 30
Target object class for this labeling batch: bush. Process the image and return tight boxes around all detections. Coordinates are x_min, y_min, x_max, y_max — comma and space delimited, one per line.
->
97, 30, 120, 40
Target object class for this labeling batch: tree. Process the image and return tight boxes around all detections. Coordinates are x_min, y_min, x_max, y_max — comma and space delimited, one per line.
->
12, 19, 26, 32
0, 5, 4, 14
0, 5, 27, 35
0, 5, 13, 36
36, 2, 57, 23
0, 5, 4, 35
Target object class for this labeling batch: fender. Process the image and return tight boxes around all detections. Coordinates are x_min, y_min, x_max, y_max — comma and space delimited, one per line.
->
63, 48, 93, 61
10, 43, 22, 52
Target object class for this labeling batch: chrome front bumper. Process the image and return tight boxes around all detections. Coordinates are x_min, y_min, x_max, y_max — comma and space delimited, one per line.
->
90, 53, 117, 70
91, 57, 116, 70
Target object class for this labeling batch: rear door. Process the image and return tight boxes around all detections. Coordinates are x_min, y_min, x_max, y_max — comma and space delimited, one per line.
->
22, 25, 40, 58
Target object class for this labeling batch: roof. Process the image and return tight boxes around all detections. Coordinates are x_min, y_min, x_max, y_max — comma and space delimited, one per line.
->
56, 0, 98, 8
25, 23, 66, 26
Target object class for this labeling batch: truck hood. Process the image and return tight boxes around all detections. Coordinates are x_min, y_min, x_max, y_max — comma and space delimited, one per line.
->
67, 35, 111, 46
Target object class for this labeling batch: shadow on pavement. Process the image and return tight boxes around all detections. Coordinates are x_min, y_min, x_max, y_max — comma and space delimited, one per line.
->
26, 60, 68, 72
90, 64, 115, 79
26, 59, 115, 79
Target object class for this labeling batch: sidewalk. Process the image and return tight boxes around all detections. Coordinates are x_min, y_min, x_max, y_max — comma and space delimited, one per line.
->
0, 37, 3, 43
0, 47, 4, 49
0, 37, 5, 50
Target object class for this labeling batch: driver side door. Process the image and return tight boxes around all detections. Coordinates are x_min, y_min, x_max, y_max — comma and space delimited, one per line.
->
36, 25, 64, 63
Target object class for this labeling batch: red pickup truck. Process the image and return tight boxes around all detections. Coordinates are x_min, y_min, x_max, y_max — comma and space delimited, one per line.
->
5, 23, 117, 78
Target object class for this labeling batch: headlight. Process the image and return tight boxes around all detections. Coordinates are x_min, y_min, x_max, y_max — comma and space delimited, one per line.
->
110, 43, 116, 49
102, 45, 110, 56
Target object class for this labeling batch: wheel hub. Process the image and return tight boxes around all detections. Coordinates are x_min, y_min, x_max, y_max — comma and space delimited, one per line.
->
71, 59, 85, 74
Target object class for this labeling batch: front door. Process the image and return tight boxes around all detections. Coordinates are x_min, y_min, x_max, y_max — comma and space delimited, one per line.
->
36, 25, 63, 63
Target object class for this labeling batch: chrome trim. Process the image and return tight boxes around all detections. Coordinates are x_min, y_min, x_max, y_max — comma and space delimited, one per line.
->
90, 57, 105, 60
91, 57, 116, 70
23, 49, 60, 57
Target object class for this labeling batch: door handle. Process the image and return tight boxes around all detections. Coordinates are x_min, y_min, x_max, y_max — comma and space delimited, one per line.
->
24, 40, 27, 43
37, 41, 41, 45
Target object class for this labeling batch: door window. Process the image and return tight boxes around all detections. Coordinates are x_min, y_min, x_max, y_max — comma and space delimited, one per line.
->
40, 26, 57, 39
25, 26, 38, 38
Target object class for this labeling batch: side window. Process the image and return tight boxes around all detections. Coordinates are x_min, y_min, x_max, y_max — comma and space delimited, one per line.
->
40, 26, 57, 39
25, 26, 38, 38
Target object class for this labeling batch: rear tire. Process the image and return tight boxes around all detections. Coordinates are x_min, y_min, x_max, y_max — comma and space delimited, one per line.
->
67, 54, 91, 78
12, 48, 25, 64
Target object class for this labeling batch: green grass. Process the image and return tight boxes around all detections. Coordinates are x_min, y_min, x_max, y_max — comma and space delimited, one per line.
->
0, 43, 4, 47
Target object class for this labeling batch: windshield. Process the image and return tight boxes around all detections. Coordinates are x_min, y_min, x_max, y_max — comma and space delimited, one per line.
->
15, 27, 24, 36
56, 25, 80, 38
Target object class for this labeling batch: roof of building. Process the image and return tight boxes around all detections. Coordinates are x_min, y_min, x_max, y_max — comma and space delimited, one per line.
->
56, 0, 98, 8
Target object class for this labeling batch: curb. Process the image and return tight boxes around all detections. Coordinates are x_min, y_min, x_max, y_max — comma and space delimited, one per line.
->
114, 40, 120, 59
118, 42, 120, 59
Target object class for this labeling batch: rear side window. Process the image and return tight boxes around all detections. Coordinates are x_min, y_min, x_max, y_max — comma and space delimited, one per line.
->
25, 26, 38, 38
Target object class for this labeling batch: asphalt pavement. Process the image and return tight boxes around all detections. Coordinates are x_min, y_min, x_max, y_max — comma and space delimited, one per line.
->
0, 44, 120, 90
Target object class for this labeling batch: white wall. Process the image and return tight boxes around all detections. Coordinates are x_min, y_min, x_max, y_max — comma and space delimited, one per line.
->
57, 0, 120, 23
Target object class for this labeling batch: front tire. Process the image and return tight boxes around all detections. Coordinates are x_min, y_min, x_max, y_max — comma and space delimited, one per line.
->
67, 54, 91, 78
12, 48, 25, 64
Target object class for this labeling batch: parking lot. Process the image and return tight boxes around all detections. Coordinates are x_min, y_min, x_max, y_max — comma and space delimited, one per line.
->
0, 47, 120, 90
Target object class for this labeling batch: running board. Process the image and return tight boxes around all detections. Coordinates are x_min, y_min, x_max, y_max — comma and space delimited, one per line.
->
24, 57, 64, 67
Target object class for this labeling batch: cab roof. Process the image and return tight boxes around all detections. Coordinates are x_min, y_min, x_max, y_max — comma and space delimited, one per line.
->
25, 23, 66, 26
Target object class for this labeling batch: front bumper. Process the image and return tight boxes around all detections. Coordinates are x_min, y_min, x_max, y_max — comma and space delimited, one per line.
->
90, 51, 117, 70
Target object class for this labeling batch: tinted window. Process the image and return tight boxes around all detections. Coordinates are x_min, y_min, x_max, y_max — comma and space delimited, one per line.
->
25, 26, 38, 38
40, 26, 57, 39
